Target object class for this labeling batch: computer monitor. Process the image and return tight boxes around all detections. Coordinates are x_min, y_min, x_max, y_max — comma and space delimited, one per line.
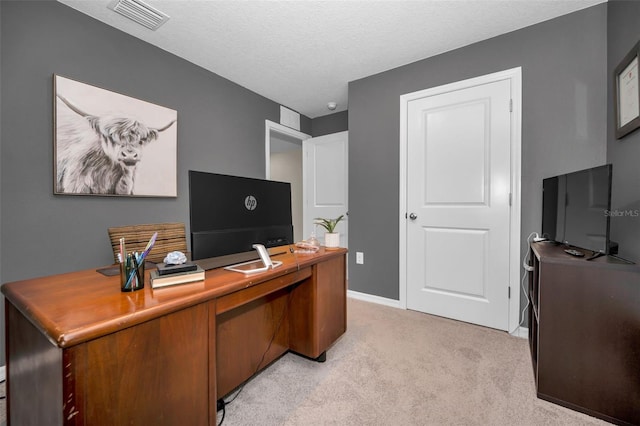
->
188, 170, 294, 266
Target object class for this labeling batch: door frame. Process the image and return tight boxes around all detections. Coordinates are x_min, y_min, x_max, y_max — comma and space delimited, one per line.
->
264, 120, 311, 180
398, 67, 522, 334
265, 120, 311, 244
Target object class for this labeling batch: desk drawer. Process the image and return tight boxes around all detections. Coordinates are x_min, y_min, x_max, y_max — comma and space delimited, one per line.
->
215, 267, 312, 314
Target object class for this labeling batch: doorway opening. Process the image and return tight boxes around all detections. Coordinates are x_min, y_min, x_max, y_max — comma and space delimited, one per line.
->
265, 120, 310, 244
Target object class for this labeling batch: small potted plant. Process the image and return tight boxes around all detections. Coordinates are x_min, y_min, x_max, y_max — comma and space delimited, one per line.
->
314, 215, 344, 249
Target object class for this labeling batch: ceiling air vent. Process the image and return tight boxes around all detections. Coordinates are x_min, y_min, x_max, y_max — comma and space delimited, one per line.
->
108, 0, 170, 31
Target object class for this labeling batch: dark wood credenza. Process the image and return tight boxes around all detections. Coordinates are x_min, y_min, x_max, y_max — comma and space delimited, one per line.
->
2, 247, 347, 425
528, 242, 640, 425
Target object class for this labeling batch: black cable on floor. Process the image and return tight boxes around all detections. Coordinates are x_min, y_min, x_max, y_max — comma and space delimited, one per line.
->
216, 402, 225, 426
218, 289, 294, 425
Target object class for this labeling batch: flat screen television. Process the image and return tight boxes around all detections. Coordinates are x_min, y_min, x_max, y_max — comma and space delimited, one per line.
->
189, 170, 294, 267
542, 164, 613, 255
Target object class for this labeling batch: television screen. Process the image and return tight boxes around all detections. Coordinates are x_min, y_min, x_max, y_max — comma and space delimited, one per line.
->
189, 171, 293, 264
542, 164, 612, 254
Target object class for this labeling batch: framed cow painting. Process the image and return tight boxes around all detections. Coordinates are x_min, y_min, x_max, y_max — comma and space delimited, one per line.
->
53, 75, 178, 197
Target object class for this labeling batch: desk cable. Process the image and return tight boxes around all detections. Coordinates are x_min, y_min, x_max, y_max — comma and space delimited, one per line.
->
217, 242, 300, 425
518, 232, 539, 328
217, 287, 295, 426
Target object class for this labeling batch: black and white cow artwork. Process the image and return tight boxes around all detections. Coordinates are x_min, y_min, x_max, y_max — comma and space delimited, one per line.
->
55, 93, 176, 195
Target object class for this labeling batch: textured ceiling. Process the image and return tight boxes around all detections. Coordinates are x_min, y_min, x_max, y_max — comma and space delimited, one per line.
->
57, 0, 605, 118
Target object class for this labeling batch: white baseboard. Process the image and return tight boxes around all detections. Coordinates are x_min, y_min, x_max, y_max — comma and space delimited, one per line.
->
511, 326, 529, 339
0, 365, 5, 382
347, 290, 403, 309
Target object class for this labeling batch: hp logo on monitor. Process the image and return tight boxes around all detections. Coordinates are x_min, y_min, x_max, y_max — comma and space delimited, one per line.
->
244, 195, 257, 211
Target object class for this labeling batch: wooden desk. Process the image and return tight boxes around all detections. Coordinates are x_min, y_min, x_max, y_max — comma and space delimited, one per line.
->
2, 247, 347, 425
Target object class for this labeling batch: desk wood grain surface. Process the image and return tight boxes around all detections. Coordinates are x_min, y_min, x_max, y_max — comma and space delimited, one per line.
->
2, 247, 346, 348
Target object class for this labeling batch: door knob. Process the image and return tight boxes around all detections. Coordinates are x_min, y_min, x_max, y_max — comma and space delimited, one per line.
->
409, 213, 418, 220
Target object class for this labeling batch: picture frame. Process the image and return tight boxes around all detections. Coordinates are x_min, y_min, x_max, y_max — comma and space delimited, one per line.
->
54, 74, 178, 197
614, 40, 640, 139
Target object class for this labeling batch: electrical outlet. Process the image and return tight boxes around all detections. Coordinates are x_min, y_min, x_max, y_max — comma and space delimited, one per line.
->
356, 252, 364, 264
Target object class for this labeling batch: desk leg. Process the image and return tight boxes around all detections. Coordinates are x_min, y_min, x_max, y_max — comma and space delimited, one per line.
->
6, 302, 63, 425
289, 254, 347, 359
209, 299, 217, 426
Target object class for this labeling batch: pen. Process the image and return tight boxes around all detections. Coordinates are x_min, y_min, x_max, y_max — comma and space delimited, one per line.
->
122, 233, 157, 290
119, 237, 125, 264
124, 253, 136, 289
132, 254, 142, 288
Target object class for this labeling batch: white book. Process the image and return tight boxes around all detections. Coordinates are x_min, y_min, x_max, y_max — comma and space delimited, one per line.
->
150, 265, 205, 288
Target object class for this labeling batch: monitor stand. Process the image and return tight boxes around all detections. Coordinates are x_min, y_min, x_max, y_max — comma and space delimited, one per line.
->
195, 246, 288, 271
224, 244, 284, 275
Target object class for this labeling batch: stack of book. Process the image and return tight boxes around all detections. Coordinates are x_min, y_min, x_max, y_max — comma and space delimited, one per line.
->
150, 261, 205, 289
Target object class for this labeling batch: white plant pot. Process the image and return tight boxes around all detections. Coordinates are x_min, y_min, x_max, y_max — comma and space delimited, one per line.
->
324, 232, 340, 249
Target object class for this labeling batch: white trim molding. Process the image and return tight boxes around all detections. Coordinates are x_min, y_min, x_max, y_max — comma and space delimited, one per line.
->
512, 326, 529, 339
347, 290, 402, 309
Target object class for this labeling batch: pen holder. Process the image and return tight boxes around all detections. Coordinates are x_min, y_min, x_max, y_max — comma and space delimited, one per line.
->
120, 258, 145, 292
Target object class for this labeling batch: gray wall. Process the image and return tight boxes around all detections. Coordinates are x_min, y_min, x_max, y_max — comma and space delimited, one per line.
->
607, 0, 640, 263
0, 1, 311, 362
312, 110, 348, 137
348, 4, 608, 302
0, 0, 313, 281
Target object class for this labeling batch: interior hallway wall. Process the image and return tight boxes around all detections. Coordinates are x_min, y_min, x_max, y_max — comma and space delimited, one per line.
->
270, 148, 303, 243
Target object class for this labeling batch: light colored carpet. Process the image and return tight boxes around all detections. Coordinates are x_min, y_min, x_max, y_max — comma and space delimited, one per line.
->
221, 298, 606, 425
0, 298, 607, 425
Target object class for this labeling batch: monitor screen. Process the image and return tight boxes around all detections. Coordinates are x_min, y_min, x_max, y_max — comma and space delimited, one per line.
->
189, 170, 293, 263
542, 164, 612, 254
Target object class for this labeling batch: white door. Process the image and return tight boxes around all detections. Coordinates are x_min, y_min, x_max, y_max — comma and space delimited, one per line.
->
405, 79, 512, 330
303, 131, 348, 248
